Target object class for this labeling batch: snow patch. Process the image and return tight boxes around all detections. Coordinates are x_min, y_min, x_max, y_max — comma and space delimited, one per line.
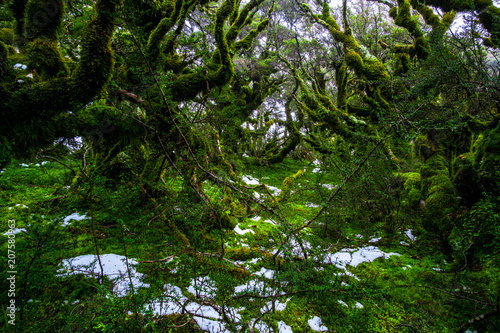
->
234, 223, 255, 235
324, 246, 400, 269
62, 212, 89, 226
260, 298, 290, 314
255, 267, 275, 279
267, 185, 280, 196
58, 254, 147, 297
242, 175, 260, 185
308, 316, 329, 332
278, 321, 293, 333
369, 237, 382, 243
3, 228, 26, 236
405, 229, 417, 242
14, 63, 27, 70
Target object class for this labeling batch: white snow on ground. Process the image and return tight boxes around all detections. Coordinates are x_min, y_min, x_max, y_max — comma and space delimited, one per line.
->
355, 302, 364, 308
254, 192, 262, 200
234, 223, 255, 235
263, 219, 277, 225
146, 284, 186, 315
335, 270, 361, 281
312, 168, 321, 173
250, 319, 272, 333
308, 316, 329, 332
2, 228, 26, 236
185, 303, 230, 333
62, 213, 89, 226
188, 276, 217, 298
278, 321, 293, 332
14, 63, 27, 70
338, 300, 348, 306
9, 204, 28, 210
58, 254, 148, 297
306, 202, 320, 208
267, 185, 280, 196
324, 246, 400, 269
234, 280, 278, 297
405, 229, 417, 242
322, 184, 336, 190
251, 216, 261, 221
243, 175, 260, 185
260, 298, 290, 314
255, 267, 275, 279
400, 241, 409, 246
369, 237, 382, 243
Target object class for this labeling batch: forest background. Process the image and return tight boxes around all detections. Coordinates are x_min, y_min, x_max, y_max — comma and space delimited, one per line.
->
1, 0, 500, 332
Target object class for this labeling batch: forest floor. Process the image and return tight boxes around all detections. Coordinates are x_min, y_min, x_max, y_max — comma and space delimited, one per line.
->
0, 158, 478, 332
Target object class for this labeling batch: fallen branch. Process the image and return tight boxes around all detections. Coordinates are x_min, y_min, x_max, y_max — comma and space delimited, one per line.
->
140, 249, 189, 263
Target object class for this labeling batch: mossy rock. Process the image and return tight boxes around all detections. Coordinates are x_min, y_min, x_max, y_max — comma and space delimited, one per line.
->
474, 123, 500, 196
401, 172, 422, 206
420, 154, 457, 237
426, 173, 457, 217
420, 154, 449, 181
0, 28, 15, 45
452, 152, 480, 206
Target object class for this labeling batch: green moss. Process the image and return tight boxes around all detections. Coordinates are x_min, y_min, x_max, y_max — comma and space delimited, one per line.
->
453, 152, 480, 206
24, 0, 64, 41
474, 123, 500, 195
420, 154, 457, 239
393, 53, 410, 76
146, 0, 182, 62
70, 0, 119, 104
275, 169, 304, 202
336, 65, 348, 110
234, 18, 269, 50
345, 49, 364, 74
478, 5, 500, 46
395, 0, 423, 39
420, 154, 448, 180
266, 131, 301, 164
0, 40, 7, 62
226, 0, 266, 45
0, 28, 15, 45
26, 37, 68, 79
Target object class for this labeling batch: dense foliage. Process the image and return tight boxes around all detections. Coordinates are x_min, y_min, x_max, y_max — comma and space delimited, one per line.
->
1, 0, 500, 332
